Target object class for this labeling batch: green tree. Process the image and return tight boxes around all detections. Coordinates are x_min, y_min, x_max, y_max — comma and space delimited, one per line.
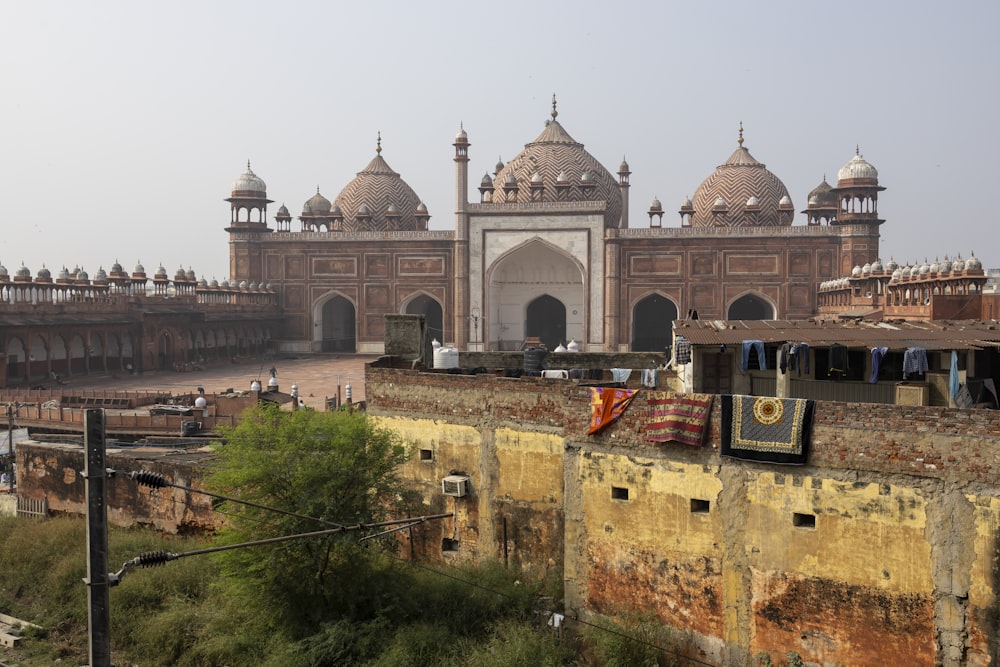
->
207, 404, 412, 633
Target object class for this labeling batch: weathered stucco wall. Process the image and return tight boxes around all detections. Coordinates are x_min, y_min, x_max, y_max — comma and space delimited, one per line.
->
367, 360, 1000, 666
16, 442, 221, 534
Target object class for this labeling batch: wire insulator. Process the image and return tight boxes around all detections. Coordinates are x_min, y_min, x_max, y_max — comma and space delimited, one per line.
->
132, 470, 168, 489
136, 551, 174, 568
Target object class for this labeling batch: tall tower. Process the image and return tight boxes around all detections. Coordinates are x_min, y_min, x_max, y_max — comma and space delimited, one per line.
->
225, 162, 273, 283
831, 147, 884, 274
453, 124, 470, 348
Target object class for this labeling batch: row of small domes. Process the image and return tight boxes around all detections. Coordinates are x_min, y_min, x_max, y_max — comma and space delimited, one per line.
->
821, 254, 983, 289
0, 262, 273, 290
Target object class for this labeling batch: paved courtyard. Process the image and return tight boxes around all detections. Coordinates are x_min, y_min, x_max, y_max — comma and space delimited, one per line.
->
58, 354, 376, 410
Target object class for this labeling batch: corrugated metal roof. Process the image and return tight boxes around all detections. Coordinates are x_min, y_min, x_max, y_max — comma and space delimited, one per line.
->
673, 319, 1000, 351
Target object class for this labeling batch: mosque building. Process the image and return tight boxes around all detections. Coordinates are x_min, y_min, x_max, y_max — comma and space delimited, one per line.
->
0, 100, 989, 388
228, 98, 892, 354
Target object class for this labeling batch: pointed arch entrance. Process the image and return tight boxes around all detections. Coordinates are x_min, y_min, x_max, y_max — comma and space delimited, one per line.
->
404, 294, 443, 343
317, 294, 356, 352
631, 293, 678, 352
727, 293, 775, 320
487, 238, 585, 350
526, 295, 566, 351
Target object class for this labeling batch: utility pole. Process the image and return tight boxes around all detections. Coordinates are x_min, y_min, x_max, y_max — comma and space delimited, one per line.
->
84, 409, 112, 667
6, 404, 13, 493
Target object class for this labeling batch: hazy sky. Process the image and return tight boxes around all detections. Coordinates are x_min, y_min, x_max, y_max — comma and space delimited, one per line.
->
2, 1, 997, 282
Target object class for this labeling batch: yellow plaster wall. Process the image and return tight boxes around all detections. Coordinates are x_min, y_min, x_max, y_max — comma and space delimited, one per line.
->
580, 452, 723, 555
746, 472, 933, 592
376, 416, 481, 486
494, 427, 564, 504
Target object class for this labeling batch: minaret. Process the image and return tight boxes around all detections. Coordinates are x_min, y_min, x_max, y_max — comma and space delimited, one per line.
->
225, 161, 273, 284
453, 123, 470, 349
618, 156, 631, 228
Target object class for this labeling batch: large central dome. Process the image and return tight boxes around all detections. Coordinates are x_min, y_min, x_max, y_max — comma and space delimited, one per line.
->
333, 135, 429, 232
490, 103, 622, 228
689, 129, 794, 227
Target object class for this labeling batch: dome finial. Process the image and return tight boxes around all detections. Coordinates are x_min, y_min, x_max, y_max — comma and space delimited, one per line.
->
551, 93, 558, 120
247, 159, 252, 172
855, 144, 860, 156
738, 121, 744, 147
376, 131, 382, 155
316, 185, 320, 194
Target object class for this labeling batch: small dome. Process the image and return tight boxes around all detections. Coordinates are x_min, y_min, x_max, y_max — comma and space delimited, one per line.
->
249, 282, 258, 290
94, 267, 107, 282
16, 264, 30, 278
808, 194, 819, 205
892, 268, 902, 280
619, 158, 630, 172
566, 339, 580, 352
681, 195, 693, 208
304, 189, 332, 214
919, 261, 930, 275
746, 196, 759, 206
78, 269, 90, 282
220, 279, 230, 288
277, 204, 290, 216
455, 125, 467, 140
553, 342, 567, 353
504, 172, 517, 185
481, 172, 493, 186
929, 260, 939, 273
778, 195, 792, 206
581, 170, 593, 182
37, 266, 51, 280
358, 204, 371, 215
197, 277, 208, 288
495, 158, 505, 173
838, 149, 879, 182
239, 280, 248, 289
885, 258, 898, 272
862, 263, 871, 275
58, 267, 71, 280
901, 266, 912, 278
806, 178, 837, 207
714, 196, 727, 207
0, 264, 7, 277
209, 279, 219, 287
111, 260, 124, 273
649, 197, 662, 211
531, 171, 543, 183
175, 266, 187, 280
416, 202, 428, 213
871, 258, 884, 272
556, 170, 569, 183
232, 162, 266, 194
156, 264, 168, 278
952, 257, 965, 272
134, 262, 145, 274
851, 265, 862, 277
331, 203, 342, 215
966, 254, 982, 270
386, 203, 398, 214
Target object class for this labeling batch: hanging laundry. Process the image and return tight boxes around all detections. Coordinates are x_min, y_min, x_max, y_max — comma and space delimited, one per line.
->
674, 336, 692, 365
641, 368, 659, 388
740, 340, 766, 372
828, 344, 849, 378
610, 368, 633, 383
870, 346, 888, 384
902, 347, 928, 379
948, 351, 960, 398
587, 387, 637, 435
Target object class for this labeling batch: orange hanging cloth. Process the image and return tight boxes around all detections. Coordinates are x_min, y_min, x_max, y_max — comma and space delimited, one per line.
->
587, 387, 637, 435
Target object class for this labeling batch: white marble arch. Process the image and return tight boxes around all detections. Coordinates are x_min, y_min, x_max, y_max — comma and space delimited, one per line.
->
484, 237, 586, 350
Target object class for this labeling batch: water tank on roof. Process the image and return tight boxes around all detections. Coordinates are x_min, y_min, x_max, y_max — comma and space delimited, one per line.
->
524, 347, 547, 373
433, 345, 459, 369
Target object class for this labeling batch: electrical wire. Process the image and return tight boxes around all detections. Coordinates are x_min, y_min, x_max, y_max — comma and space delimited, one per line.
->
120, 467, 716, 665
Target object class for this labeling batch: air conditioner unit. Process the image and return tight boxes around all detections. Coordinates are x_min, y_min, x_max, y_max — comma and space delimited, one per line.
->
441, 475, 470, 497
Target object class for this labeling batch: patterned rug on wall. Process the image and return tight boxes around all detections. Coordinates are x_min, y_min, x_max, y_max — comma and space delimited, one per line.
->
720, 395, 815, 465
646, 393, 714, 446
